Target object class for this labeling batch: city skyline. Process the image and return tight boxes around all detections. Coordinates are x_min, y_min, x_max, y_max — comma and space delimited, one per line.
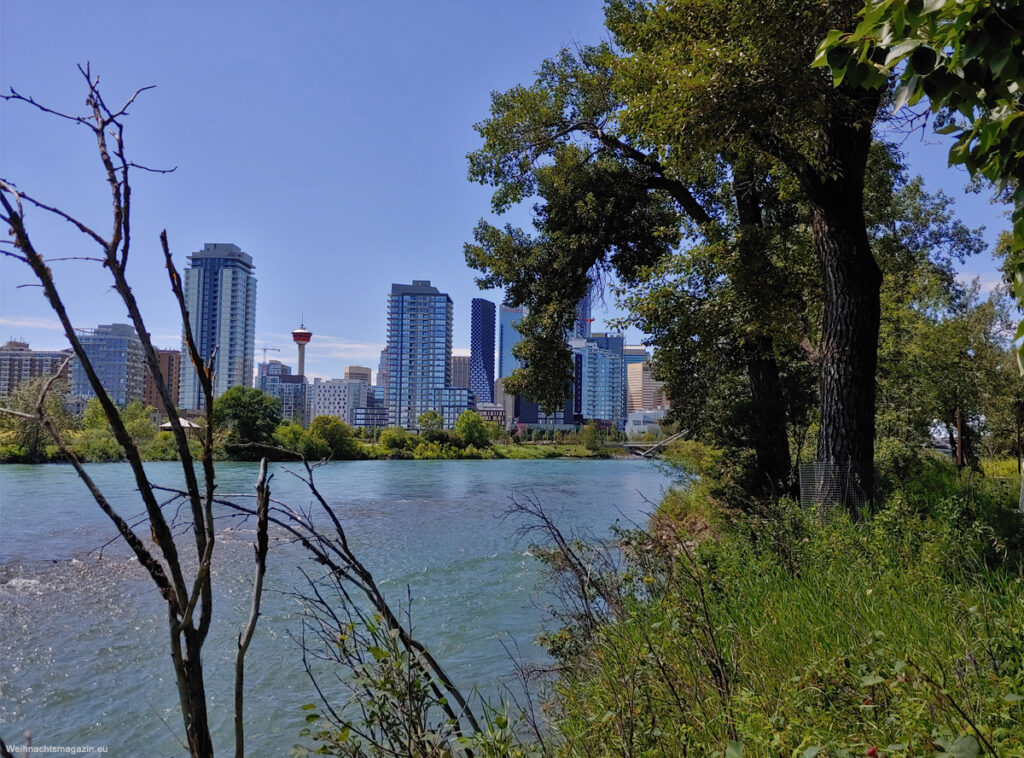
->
0, 2, 1011, 382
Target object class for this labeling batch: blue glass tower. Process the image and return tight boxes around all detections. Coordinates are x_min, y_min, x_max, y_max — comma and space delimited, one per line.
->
469, 298, 496, 403
179, 243, 257, 409
385, 280, 455, 429
498, 305, 525, 380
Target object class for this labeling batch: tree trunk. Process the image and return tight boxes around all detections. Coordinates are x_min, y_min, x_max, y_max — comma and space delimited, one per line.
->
732, 164, 793, 495
183, 632, 214, 758
811, 194, 881, 514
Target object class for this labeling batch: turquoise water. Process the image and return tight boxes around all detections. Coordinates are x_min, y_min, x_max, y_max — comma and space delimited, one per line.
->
0, 459, 677, 755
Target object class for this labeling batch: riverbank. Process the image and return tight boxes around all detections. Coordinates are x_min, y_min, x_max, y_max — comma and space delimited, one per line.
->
539, 448, 1024, 756
0, 433, 636, 463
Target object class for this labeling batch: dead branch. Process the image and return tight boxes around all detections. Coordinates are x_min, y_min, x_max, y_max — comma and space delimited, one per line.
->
235, 458, 271, 758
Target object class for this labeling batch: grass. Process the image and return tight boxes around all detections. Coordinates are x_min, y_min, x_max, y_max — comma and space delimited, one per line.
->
544, 455, 1024, 757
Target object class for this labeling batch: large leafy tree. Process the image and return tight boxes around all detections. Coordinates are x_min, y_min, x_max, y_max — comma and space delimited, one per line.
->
212, 386, 282, 446
468, 0, 892, 506
0, 376, 74, 462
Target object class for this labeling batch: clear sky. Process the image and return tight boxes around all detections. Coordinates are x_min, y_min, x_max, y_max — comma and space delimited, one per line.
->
0, 1, 1010, 381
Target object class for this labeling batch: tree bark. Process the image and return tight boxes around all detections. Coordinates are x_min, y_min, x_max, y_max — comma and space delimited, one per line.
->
732, 164, 793, 495
183, 631, 214, 758
809, 182, 881, 513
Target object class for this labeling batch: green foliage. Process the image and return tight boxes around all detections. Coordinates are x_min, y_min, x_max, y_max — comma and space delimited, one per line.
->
212, 386, 282, 446
378, 426, 412, 451
417, 410, 443, 434
308, 415, 362, 460
581, 421, 603, 452
274, 421, 329, 460
455, 410, 490, 448
0, 376, 74, 462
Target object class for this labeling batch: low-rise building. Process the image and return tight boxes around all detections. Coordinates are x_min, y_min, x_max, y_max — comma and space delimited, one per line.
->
257, 360, 308, 424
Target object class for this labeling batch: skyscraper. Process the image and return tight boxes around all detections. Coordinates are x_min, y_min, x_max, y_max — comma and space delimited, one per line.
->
70, 323, 146, 406
469, 298, 496, 403
571, 333, 626, 429
179, 243, 257, 409
385, 280, 456, 429
498, 305, 525, 380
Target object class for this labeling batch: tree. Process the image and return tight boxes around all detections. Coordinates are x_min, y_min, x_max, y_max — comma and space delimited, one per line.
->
378, 425, 412, 451
213, 387, 282, 446
466, 43, 798, 495
417, 409, 444, 434
308, 414, 361, 459
455, 410, 489, 448
0, 375, 73, 462
468, 0, 900, 507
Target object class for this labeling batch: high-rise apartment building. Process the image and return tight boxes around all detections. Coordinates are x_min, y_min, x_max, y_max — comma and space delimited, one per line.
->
70, 323, 146, 406
498, 305, 525, 380
179, 243, 257, 410
142, 348, 182, 414
469, 298, 496, 403
451, 355, 471, 389
0, 341, 73, 396
570, 333, 626, 429
384, 280, 458, 429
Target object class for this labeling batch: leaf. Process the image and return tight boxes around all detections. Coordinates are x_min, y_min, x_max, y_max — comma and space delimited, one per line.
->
886, 39, 922, 66
367, 646, 389, 661
726, 741, 744, 758
861, 674, 885, 687
949, 735, 979, 758
801, 748, 823, 758
1002, 692, 1024, 703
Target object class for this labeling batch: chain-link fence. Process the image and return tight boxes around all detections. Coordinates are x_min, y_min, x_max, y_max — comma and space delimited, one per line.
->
799, 462, 1024, 515
798, 462, 874, 519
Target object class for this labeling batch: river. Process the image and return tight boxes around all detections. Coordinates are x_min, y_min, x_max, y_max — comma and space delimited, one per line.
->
0, 458, 677, 755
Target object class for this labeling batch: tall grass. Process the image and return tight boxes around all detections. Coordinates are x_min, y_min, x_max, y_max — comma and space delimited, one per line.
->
546, 458, 1024, 757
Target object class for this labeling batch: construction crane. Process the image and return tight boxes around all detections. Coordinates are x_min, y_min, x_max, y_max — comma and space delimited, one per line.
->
259, 344, 281, 365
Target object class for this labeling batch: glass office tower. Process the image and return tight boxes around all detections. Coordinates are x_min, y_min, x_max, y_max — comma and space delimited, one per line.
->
469, 298, 496, 403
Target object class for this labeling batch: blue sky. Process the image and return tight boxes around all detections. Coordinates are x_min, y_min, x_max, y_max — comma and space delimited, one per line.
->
0, 1, 1010, 380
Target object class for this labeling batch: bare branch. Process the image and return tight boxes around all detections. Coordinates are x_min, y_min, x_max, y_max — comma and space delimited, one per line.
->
234, 458, 271, 758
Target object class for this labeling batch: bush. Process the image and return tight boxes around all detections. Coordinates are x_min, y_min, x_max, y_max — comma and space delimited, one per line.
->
874, 436, 924, 496
379, 426, 411, 451
308, 415, 361, 460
